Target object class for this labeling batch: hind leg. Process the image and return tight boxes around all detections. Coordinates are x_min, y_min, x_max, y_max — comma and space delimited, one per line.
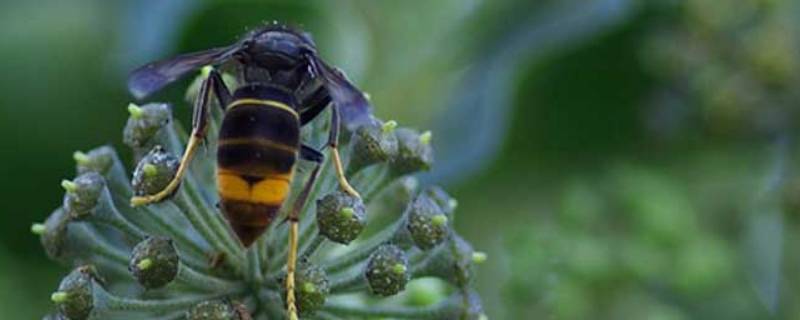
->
285, 147, 323, 319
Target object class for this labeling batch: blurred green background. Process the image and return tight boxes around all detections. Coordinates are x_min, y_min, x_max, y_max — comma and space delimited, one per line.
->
3, 0, 800, 318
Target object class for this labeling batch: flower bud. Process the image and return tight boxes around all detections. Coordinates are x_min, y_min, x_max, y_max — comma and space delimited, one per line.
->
123, 103, 171, 151
347, 119, 399, 174
423, 186, 458, 216
62, 172, 105, 220
316, 191, 366, 244
365, 244, 410, 296
131, 146, 180, 197
53, 265, 101, 320
73, 146, 114, 176
415, 234, 476, 288
389, 128, 434, 176
186, 300, 250, 320
406, 192, 450, 250
129, 236, 179, 289
283, 263, 330, 316
39, 208, 70, 261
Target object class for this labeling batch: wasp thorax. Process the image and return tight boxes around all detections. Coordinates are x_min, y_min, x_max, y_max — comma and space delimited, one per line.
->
129, 236, 179, 289
389, 128, 434, 176
131, 146, 180, 197
365, 244, 410, 297
347, 119, 399, 174
123, 103, 172, 151
186, 300, 250, 320
52, 265, 100, 320
406, 192, 450, 250
316, 191, 367, 244
62, 172, 106, 220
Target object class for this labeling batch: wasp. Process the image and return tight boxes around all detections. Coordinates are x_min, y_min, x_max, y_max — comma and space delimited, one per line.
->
127, 23, 370, 320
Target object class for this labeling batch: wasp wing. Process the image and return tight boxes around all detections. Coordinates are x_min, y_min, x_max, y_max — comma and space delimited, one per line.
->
128, 45, 239, 99
309, 56, 373, 130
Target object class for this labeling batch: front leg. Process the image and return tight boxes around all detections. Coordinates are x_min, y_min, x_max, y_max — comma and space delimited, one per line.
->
326, 105, 361, 199
130, 68, 230, 206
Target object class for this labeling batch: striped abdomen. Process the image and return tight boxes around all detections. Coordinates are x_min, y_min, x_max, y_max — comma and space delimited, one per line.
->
217, 94, 300, 247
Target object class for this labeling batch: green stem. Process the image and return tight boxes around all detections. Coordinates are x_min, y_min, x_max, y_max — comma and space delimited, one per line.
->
96, 286, 242, 312
322, 302, 450, 319
362, 169, 397, 203
312, 311, 347, 320
95, 190, 147, 240
299, 233, 326, 260
328, 271, 366, 293
183, 171, 242, 257
178, 263, 244, 292
173, 190, 241, 267
247, 247, 264, 285
112, 195, 214, 274
322, 218, 402, 274
74, 224, 129, 265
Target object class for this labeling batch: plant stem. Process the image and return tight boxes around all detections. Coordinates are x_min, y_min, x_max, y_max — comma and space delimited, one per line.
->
322, 218, 402, 274
322, 301, 451, 319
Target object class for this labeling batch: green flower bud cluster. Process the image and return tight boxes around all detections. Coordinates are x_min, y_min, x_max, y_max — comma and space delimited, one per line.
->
641, 1, 800, 134
33, 70, 484, 319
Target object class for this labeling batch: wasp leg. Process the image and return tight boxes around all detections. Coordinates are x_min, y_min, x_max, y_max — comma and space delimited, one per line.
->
299, 86, 331, 125
130, 68, 231, 206
325, 105, 361, 199
285, 155, 323, 320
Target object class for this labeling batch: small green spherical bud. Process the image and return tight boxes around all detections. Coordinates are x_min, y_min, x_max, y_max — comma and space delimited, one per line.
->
390, 128, 434, 176
129, 236, 179, 289
283, 263, 330, 316
74, 146, 116, 176
123, 103, 171, 149
406, 194, 449, 250
419, 131, 432, 145
472, 251, 488, 264
405, 278, 448, 307
382, 120, 398, 133
316, 191, 366, 244
31, 223, 46, 235
365, 245, 410, 296
127, 103, 144, 119
424, 186, 457, 216
72, 152, 90, 165
61, 180, 77, 193
186, 300, 250, 320
131, 146, 180, 197
431, 214, 448, 227
62, 172, 106, 220
54, 265, 100, 320
348, 119, 400, 173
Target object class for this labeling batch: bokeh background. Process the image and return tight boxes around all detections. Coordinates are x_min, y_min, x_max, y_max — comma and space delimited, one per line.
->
3, 0, 800, 318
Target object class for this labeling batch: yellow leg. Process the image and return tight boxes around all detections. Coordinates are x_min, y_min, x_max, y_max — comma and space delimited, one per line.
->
330, 147, 361, 199
286, 221, 299, 320
130, 134, 202, 207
